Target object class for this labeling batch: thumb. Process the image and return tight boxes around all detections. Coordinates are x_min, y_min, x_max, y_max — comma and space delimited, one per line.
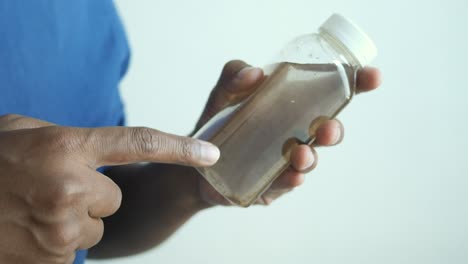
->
195, 60, 264, 130
0, 114, 55, 131
78, 126, 220, 168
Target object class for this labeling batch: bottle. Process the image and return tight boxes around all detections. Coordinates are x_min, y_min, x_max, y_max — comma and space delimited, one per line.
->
194, 14, 377, 207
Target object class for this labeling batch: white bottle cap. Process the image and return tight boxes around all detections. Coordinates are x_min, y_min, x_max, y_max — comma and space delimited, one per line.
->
319, 14, 377, 66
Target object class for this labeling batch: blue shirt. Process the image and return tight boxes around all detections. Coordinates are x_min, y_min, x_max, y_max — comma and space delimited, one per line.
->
0, 1, 130, 263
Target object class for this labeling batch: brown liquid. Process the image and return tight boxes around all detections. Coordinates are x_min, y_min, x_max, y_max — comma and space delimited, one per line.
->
196, 62, 356, 207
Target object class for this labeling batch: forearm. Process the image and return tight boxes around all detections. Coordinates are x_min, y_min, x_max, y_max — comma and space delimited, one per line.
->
88, 163, 211, 259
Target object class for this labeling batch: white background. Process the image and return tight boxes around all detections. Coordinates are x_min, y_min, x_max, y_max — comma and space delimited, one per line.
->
90, 0, 468, 263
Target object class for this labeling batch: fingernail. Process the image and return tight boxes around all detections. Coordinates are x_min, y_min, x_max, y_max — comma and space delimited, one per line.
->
332, 124, 342, 145
237, 66, 262, 80
305, 149, 315, 169
199, 141, 220, 165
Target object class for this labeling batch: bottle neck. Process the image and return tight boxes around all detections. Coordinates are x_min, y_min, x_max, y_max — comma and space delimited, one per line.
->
319, 31, 360, 98
319, 31, 363, 69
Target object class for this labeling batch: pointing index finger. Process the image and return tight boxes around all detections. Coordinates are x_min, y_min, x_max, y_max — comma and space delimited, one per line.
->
79, 127, 220, 168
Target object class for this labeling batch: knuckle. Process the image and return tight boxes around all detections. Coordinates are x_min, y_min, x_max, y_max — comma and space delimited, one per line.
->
175, 138, 198, 163
0, 113, 22, 122
108, 182, 123, 215
44, 178, 83, 210
0, 114, 24, 130
90, 219, 105, 248
115, 187, 123, 211
130, 127, 158, 155
46, 222, 80, 249
46, 127, 82, 154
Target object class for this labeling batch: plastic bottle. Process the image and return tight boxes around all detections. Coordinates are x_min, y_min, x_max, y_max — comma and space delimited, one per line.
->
195, 14, 377, 207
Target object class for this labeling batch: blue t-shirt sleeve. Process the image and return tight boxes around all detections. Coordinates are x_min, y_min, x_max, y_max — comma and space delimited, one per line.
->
74, 250, 88, 264
0, 0, 130, 128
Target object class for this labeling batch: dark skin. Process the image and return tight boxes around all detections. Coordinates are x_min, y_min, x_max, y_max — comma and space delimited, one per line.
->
0, 62, 381, 263
90, 60, 382, 258
0, 119, 220, 263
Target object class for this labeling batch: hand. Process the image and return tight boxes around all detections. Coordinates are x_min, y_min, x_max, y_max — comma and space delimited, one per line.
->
0, 115, 219, 263
193, 60, 382, 205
